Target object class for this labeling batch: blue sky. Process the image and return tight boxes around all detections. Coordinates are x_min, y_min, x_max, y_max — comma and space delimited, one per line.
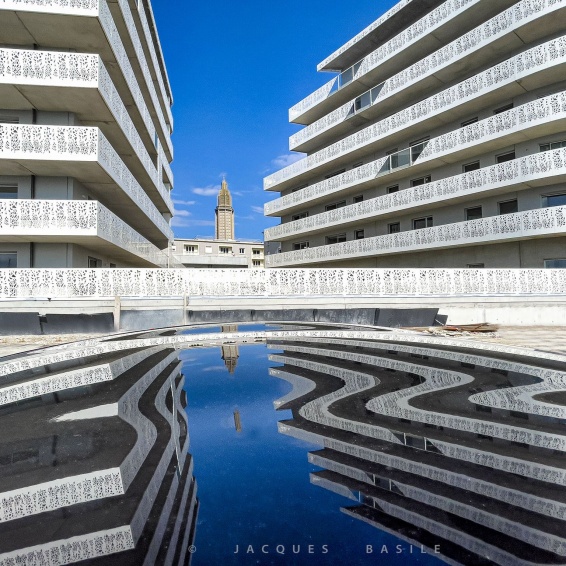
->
152, 0, 390, 241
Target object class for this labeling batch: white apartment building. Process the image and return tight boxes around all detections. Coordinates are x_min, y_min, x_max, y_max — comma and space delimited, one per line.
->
0, 0, 175, 268
172, 238, 265, 269
264, 0, 566, 269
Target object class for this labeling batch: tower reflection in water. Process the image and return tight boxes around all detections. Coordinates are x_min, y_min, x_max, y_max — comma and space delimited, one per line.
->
270, 335, 566, 566
0, 344, 197, 565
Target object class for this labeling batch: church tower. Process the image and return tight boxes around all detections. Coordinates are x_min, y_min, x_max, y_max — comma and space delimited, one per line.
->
215, 178, 235, 240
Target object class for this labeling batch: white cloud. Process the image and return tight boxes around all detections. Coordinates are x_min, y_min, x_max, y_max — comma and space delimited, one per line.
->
172, 198, 196, 206
192, 184, 220, 196
171, 216, 191, 228
174, 209, 191, 217
251, 205, 264, 214
271, 153, 305, 169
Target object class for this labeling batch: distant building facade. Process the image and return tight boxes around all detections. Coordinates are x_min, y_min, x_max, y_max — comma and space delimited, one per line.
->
173, 179, 264, 268
264, 0, 566, 269
172, 238, 264, 268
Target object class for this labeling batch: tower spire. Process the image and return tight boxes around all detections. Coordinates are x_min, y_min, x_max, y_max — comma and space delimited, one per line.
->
215, 176, 235, 239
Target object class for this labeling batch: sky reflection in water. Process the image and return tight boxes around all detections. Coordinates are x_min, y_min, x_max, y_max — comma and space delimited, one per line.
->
184, 343, 442, 566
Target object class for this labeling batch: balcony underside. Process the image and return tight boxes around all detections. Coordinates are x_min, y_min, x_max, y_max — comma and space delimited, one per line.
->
0, 9, 172, 161
317, 0, 443, 73
0, 158, 169, 248
0, 81, 171, 213
0, 233, 161, 267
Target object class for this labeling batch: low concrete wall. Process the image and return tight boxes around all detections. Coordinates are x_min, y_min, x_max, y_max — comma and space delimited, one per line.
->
0, 295, 565, 332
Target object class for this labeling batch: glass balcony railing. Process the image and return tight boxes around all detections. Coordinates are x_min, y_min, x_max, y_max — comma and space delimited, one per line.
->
378, 141, 428, 175
346, 82, 385, 119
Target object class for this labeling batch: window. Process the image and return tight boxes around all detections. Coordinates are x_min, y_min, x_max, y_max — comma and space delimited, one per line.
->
354, 230, 365, 240
0, 116, 18, 124
239, 248, 245, 254
324, 169, 346, 180
540, 140, 566, 152
88, 257, 102, 268
386, 148, 399, 155
544, 259, 566, 268
388, 222, 400, 234
291, 185, 307, 193
0, 252, 16, 268
292, 212, 308, 221
354, 90, 371, 112
542, 193, 566, 208
496, 151, 515, 164
412, 216, 433, 230
409, 137, 429, 162
498, 199, 518, 215
325, 200, 346, 211
252, 259, 262, 267
293, 241, 309, 250
411, 176, 431, 187
463, 161, 480, 173
205, 246, 212, 254
219, 246, 232, 254
184, 245, 198, 254
252, 249, 262, 255
494, 103, 513, 114
466, 206, 483, 221
461, 117, 478, 127
353, 195, 364, 203
387, 185, 399, 194
326, 234, 347, 245
109, 263, 117, 268
467, 263, 485, 268
0, 185, 17, 199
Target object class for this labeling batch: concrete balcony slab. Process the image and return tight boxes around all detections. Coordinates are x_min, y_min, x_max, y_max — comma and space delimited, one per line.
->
266, 205, 566, 267
0, 200, 170, 267
0, 124, 172, 247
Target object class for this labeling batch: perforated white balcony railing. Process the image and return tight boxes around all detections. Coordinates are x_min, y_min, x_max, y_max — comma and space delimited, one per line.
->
0, 124, 172, 241
265, 90, 566, 208
1, 267, 566, 298
0, 48, 172, 213
289, 0, 480, 124
290, 0, 565, 146
266, 205, 566, 267
0, 200, 170, 267
265, 148, 566, 241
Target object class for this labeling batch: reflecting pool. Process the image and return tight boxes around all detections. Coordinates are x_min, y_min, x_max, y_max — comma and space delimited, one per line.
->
1, 324, 566, 565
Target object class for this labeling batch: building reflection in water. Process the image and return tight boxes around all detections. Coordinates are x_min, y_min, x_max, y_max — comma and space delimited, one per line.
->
221, 325, 239, 374
0, 344, 198, 565
270, 335, 566, 565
